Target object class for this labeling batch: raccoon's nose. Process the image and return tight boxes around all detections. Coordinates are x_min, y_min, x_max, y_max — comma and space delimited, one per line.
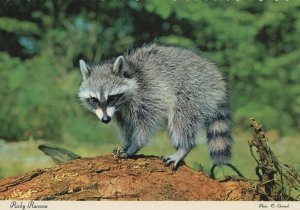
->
101, 116, 111, 124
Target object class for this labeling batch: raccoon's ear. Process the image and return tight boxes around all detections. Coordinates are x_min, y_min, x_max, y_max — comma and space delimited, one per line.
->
79, 60, 90, 80
112, 56, 125, 76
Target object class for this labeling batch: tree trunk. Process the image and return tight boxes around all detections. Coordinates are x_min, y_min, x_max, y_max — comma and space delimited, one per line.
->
0, 155, 258, 200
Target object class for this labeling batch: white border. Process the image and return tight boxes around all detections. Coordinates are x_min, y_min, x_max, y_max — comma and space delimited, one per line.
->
0, 201, 299, 210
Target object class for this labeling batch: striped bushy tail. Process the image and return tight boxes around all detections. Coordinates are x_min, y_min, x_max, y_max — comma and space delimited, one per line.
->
205, 105, 232, 165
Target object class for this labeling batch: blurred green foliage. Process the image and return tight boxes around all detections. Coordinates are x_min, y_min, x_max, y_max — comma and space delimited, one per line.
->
0, 0, 299, 142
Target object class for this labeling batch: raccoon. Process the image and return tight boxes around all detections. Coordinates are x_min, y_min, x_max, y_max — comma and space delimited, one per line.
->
78, 43, 232, 169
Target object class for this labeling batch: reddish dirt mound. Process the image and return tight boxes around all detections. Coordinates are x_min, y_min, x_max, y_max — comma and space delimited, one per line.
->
0, 155, 255, 200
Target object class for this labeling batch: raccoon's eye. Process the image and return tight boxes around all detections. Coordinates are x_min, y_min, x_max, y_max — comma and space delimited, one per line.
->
107, 93, 123, 104
87, 97, 99, 106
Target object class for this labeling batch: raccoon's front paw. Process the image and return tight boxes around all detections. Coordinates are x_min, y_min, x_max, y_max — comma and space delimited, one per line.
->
113, 147, 128, 158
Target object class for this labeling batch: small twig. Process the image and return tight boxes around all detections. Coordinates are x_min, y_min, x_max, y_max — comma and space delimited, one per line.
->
249, 118, 300, 201
210, 163, 244, 179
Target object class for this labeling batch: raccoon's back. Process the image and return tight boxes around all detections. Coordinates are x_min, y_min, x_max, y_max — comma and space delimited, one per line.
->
127, 44, 224, 87
126, 44, 227, 112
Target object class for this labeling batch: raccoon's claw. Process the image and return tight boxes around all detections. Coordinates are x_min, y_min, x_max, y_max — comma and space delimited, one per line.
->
113, 147, 128, 158
162, 148, 189, 170
162, 156, 181, 170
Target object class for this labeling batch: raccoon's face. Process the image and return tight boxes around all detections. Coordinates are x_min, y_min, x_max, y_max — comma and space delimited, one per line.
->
78, 56, 137, 124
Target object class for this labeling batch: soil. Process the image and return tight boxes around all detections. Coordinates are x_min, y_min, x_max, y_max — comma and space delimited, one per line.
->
0, 155, 256, 200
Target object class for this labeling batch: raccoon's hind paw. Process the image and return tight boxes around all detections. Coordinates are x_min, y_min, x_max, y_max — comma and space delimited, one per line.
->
162, 156, 181, 170
162, 148, 190, 170
113, 147, 128, 158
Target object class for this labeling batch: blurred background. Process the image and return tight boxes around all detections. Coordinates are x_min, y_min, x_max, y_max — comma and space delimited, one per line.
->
0, 0, 299, 179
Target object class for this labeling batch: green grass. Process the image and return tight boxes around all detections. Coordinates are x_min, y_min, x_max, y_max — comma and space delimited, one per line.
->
1, 127, 299, 181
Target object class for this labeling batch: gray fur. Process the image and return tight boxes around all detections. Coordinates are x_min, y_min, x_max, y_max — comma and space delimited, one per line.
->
78, 43, 232, 169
